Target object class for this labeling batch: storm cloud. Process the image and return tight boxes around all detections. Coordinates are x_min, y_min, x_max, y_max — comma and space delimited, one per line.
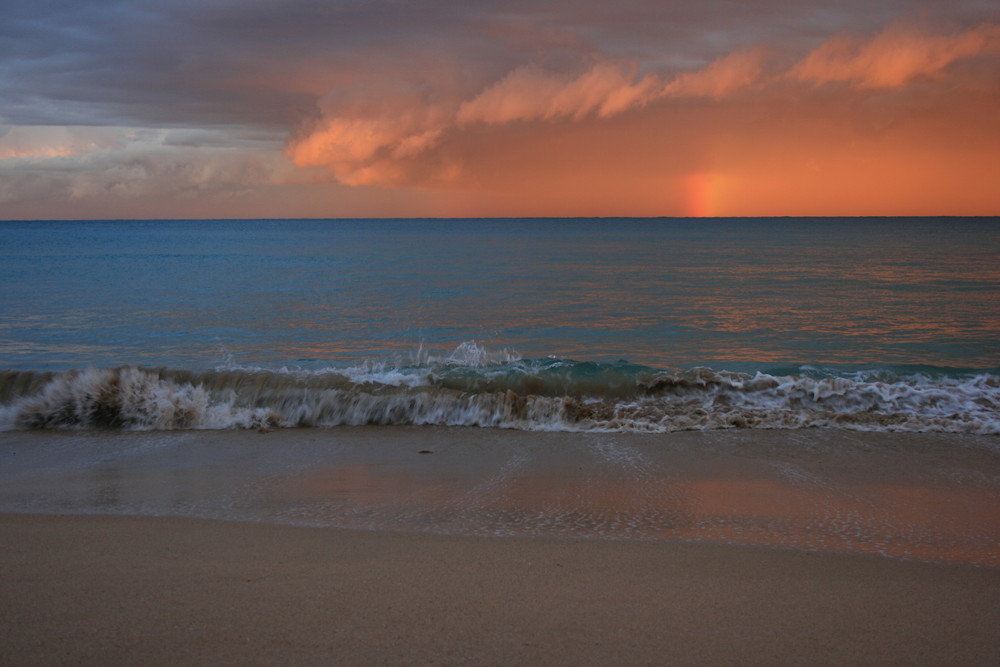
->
2, 0, 998, 217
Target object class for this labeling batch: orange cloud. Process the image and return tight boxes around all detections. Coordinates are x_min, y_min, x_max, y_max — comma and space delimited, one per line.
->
663, 47, 769, 99
457, 63, 661, 124
287, 103, 453, 186
280, 18, 1000, 217
788, 22, 1000, 88
454, 48, 769, 128
0, 126, 122, 161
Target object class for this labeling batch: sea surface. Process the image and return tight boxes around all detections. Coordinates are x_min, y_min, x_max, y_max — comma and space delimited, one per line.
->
1, 217, 999, 433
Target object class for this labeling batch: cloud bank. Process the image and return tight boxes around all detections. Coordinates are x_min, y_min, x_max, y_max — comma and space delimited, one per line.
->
286, 19, 1000, 205
1, 1, 998, 217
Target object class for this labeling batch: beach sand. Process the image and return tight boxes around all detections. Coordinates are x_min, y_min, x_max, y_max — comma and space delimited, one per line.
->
2, 426, 999, 664
3, 512, 999, 665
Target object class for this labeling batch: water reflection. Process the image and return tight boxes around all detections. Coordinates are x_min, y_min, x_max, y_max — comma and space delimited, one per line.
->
250, 430, 1000, 566
1, 428, 997, 565
261, 460, 999, 565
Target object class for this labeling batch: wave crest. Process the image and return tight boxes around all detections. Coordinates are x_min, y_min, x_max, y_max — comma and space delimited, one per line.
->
1, 362, 997, 434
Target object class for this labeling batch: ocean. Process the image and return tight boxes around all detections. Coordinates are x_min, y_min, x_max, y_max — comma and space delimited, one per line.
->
1, 217, 998, 434
2, 217, 999, 564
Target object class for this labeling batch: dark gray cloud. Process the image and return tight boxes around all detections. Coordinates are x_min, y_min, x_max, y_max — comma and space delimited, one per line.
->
3, 0, 963, 131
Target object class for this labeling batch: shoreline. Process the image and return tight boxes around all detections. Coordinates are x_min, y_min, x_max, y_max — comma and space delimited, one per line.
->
2, 426, 998, 566
3, 425, 999, 663
3, 512, 998, 665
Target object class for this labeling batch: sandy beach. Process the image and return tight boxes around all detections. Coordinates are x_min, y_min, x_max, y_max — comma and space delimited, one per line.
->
3, 512, 999, 665
2, 426, 999, 663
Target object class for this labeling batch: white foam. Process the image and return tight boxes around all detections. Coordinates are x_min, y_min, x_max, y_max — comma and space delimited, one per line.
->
1, 365, 997, 435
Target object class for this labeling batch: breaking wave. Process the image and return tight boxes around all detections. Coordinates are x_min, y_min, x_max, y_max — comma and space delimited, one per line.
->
2, 353, 998, 434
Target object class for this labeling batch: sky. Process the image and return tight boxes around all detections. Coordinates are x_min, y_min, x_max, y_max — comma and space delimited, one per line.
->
1, 0, 998, 219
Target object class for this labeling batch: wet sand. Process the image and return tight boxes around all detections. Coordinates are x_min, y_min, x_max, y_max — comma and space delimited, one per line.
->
3, 512, 999, 665
2, 427, 998, 565
2, 427, 999, 663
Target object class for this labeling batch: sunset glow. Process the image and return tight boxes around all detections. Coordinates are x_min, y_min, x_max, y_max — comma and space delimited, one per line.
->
684, 173, 721, 218
1, 2, 998, 219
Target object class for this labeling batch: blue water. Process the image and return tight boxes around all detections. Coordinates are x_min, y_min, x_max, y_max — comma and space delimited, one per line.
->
1, 218, 998, 432
2, 217, 998, 372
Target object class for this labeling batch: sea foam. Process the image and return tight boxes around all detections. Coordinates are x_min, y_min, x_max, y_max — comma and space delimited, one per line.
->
1, 357, 997, 434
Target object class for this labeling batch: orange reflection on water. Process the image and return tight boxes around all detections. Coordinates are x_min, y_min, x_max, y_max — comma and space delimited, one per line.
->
672, 477, 1000, 566
269, 457, 999, 567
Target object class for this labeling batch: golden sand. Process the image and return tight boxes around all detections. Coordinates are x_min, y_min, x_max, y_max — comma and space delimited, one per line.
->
2, 512, 998, 665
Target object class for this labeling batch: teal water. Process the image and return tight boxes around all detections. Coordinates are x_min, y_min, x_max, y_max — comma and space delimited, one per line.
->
1, 218, 998, 432
2, 217, 998, 372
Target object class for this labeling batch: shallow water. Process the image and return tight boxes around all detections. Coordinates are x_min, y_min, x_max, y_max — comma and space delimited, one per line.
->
2, 427, 997, 566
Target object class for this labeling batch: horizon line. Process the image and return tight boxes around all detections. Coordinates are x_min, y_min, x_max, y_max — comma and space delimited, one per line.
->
3, 214, 999, 223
